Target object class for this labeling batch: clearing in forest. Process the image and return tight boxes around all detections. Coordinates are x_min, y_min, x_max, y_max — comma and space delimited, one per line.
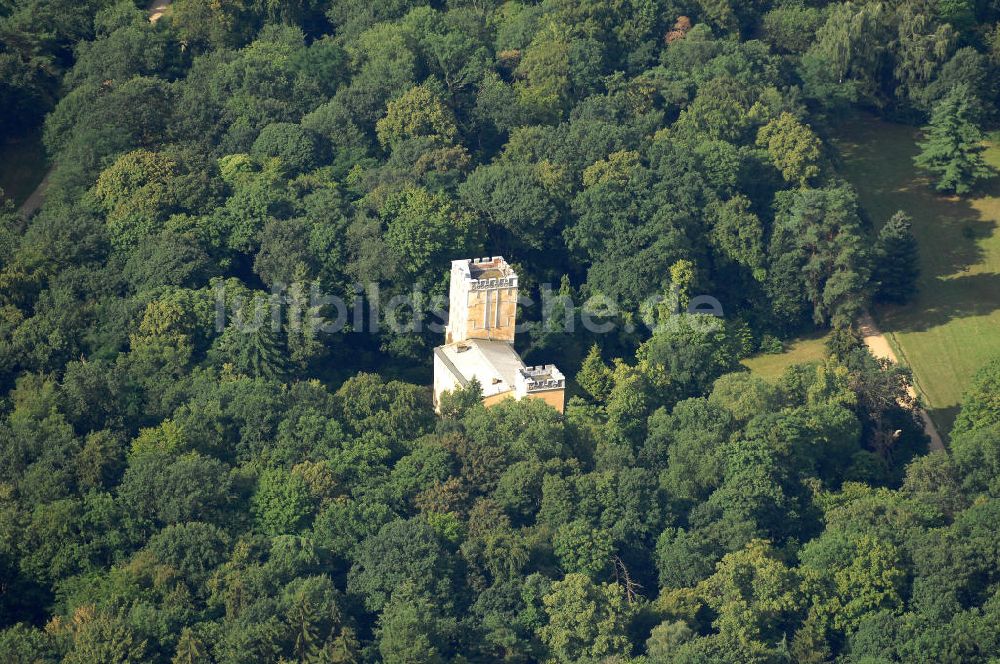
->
832, 113, 1000, 435
741, 332, 830, 380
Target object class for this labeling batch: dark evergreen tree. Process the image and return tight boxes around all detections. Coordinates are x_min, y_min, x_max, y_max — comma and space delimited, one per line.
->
576, 344, 613, 402
210, 319, 288, 380
914, 84, 996, 194
873, 211, 920, 303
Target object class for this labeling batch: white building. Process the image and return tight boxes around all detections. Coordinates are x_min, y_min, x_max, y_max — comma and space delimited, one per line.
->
433, 257, 565, 413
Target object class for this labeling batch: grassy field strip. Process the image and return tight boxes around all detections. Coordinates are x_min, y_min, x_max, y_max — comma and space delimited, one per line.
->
883, 326, 944, 424
741, 332, 831, 380
832, 114, 1000, 435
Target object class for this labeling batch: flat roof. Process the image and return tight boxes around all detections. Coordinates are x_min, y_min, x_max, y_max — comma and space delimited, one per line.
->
525, 368, 555, 381
456, 257, 516, 281
472, 267, 505, 279
435, 339, 525, 398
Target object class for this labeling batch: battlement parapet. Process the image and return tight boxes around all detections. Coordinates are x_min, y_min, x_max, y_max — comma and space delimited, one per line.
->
522, 364, 561, 375
470, 276, 517, 290
516, 364, 566, 392
460, 256, 517, 288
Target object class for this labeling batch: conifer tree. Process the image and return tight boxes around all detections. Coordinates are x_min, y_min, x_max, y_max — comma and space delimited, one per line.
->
285, 271, 328, 371
914, 85, 996, 194
873, 211, 920, 303
172, 629, 207, 664
576, 344, 614, 402
211, 317, 288, 380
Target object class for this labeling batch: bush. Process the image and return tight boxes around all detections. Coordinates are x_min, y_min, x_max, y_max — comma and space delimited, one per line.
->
760, 335, 784, 354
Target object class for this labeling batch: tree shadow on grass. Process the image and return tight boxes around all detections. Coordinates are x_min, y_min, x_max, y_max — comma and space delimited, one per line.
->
885, 271, 1000, 332
883, 175, 1000, 331
927, 404, 960, 440
871, 144, 1000, 281
895, 183, 995, 283
833, 112, 999, 281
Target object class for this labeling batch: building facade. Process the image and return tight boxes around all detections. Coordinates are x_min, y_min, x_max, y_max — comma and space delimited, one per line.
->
433, 257, 566, 413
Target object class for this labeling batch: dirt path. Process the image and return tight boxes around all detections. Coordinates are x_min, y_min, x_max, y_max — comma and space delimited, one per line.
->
17, 170, 50, 218
18, 1, 171, 219
858, 313, 946, 452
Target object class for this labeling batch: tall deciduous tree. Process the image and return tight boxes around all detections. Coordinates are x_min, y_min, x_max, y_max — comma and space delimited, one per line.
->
376, 83, 458, 150
800, 2, 892, 107
698, 539, 802, 647
539, 573, 632, 662
756, 113, 823, 186
951, 357, 1000, 436
381, 186, 474, 282
377, 580, 456, 664
347, 517, 457, 613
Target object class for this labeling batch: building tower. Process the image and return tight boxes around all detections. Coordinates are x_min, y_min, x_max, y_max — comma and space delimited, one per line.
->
445, 257, 519, 344
434, 256, 565, 413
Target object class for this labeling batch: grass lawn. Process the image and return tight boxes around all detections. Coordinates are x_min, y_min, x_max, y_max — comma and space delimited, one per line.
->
741, 331, 831, 381
0, 129, 48, 208
830, 113, 1000, 435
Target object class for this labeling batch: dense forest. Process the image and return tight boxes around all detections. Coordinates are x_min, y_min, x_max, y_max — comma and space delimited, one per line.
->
1, 0, 1000, 661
